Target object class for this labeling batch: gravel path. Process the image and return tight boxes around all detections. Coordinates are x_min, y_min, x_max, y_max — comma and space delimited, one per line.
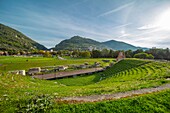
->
57, 83, 170, 103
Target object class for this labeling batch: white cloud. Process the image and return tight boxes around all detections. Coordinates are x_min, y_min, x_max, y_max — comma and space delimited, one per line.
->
135, 29, 160, 37
112, 23, 132, 29
119, 33, 130, 38
137, 24, 158, 30
98, 2, 134, 17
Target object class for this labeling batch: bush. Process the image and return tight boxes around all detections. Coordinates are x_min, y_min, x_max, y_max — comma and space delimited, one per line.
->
79, 51, 91, 58
17, 94, 54, 113
134, 53, 154, 59
147, 54, 154, 59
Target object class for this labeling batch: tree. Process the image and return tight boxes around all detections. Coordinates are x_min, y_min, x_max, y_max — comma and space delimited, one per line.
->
147, 54, 154, 59
125, 50, 133, 58
101, 49, 110, 57
133, 49, 143, 57
72, 50, 79, 57
80, 51, 91, 58
112, 51, 120, 58
39, 50, 45, 55
165, 48, 170, 60
91, 50, 101, 58
134, 53, 154, 59
57, 50, 62, 56
108, 49, 114, 57
44, 51, 52, 57
134, 53, 148, 59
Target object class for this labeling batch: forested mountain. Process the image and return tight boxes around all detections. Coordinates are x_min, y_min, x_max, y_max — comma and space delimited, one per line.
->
55, 36, 108, 50
55, 36, 143, 51
0, 23, 146, 51
102, 40, 139, 51
0, 23, 47, 51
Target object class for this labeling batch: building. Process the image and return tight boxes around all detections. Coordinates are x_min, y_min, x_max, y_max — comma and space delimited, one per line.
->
79, 64, 87, 69
28, 67, 41, 75
58, 66, 68, 71
94, 62, 100, 67
9, 70, 25, 76
19, 70, 26, 75
116, 52, 126, 62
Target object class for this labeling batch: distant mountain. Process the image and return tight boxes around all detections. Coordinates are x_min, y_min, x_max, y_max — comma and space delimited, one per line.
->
54, 36, 146, 51
102, 40, 140, 51
0, 23, 47, 51
55, 36, 107, 50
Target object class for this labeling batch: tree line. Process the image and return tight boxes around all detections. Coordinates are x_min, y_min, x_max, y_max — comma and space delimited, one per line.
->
0, 48, 170, 60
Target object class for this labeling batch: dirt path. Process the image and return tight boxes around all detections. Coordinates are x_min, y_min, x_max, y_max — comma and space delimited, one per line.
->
57, 83, 170, 103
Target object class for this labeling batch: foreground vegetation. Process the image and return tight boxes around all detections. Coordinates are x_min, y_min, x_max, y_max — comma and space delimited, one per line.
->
0, 58, 170, 112
53, 89, 170, 113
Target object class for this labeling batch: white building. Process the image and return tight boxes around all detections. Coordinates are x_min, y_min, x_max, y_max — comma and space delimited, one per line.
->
58, 66, 68, 71
19, 70, 26, 75
79, 65, 87, 69
28, 67, 41, 75
9, 70, 25, 76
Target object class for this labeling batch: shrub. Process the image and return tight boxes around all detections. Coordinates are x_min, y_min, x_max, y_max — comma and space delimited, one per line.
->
134, 53, 154, 59
147, 54, 154, 59
17, 94, 54, 113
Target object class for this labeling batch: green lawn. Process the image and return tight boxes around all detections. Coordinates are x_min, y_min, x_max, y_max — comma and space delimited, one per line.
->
0, 58, 170, 112
0, 56, 113, 72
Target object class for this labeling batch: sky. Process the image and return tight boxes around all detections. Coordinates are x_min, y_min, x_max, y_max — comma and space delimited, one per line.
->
1, 0, 170, 48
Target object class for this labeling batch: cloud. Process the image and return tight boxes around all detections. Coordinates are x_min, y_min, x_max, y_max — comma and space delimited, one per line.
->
135, 27, 163, 37
119, 33, 130, 38
112, 23, 132, 29
137, 24, 158, 30
2, 0, 170, 49
2, 8, 115, 45
98, 2, 134, 17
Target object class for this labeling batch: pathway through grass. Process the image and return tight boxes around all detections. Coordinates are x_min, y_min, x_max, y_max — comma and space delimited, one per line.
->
57, 83, 170, 103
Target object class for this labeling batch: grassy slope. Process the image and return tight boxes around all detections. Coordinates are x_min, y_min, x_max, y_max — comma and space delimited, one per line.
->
53, 90, 170, 113
0, 58, 170, 112
56, 59, 148, 86
0, 56, 112, 72
55, 59, 170, 96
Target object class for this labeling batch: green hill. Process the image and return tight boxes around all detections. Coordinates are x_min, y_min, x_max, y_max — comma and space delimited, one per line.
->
54, 36, 145, 51
55, 36, 107, 50
0, 23, 47, 51
102, 40, 140, 50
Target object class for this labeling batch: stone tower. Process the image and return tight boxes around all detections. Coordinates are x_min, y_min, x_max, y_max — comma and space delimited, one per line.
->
116, 52, 126, 62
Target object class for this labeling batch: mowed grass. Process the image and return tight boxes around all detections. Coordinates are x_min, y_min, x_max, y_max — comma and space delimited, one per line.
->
55, 59, 148, 86
55, 59, 170, 96
0, 56, 113, 72
0, 58, 170, 112
53, 89, 170, 113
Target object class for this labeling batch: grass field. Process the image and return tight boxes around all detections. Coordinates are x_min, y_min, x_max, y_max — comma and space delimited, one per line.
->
0, 58, 170, 112
53, 89, 170, 113
0, 56, 113, 72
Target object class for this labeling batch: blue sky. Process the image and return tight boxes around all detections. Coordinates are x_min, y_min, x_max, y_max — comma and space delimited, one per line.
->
1, 0, 170, 48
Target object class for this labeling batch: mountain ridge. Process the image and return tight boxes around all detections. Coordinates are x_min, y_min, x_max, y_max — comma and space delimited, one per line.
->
102, 40, 139, 51
0, 23, 147, 51
54, 36, 147, 51
55, 36, 108, 50
0, 23, 47, 51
